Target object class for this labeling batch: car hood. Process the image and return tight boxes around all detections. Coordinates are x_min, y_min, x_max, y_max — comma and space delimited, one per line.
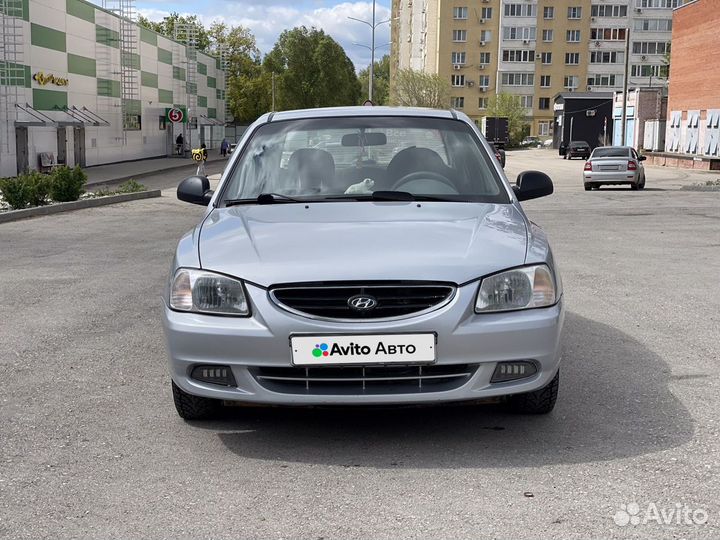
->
198, 202, 528, 286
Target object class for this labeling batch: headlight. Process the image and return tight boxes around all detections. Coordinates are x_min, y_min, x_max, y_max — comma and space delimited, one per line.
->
475, 264, 558, 313
169, 268, 249, 316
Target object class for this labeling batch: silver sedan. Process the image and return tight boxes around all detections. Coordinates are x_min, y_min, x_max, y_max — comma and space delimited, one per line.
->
583, 146, 647, 190
163, 106, 564, 420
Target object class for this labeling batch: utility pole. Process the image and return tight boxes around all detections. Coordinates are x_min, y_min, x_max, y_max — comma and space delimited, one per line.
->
271, 72, 276, 111
620, 27, 630, 146
349, 0, 390, 102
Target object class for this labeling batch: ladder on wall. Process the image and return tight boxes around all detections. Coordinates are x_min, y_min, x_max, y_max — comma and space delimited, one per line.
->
0, 0, 25, 154
219, 45, 231, 124
175, 23, 197, 133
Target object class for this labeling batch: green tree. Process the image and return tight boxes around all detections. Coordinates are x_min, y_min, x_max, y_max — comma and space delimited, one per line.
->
263, 26, 361, 110
485, 93, 530, 146
391, 68, 450, 108
227, 65, 273, 124
137, 13, 211, 51
207, 22, 260, 78
358, 55, 390, 105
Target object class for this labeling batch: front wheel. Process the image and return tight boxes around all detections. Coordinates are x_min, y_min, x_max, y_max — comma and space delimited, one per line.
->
172, 380, 222, 420
506, 370, 559, 414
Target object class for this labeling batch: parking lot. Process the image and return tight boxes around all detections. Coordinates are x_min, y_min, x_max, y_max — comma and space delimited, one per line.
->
1, 148, 718, 539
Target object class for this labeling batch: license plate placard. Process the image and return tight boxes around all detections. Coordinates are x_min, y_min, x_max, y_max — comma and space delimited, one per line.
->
290, 333, 436, 366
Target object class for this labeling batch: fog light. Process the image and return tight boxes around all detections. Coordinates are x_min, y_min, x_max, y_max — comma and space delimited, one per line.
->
490, 361, 538, 383
190, 365, 237, 386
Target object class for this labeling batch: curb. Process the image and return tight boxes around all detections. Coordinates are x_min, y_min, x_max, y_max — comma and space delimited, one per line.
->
85, 158, 227, 187
0, 190, 162, 224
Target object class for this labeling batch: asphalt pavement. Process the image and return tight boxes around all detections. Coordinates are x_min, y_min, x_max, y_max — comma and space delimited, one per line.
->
0, 149, 718, 539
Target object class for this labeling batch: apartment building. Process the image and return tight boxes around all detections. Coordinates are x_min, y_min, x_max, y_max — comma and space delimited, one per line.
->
391, 0, 680, 137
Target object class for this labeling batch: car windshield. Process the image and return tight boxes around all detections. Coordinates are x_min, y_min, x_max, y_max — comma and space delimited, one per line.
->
592, 147, 630, 158
220, 116, 510, 204
570, 141, 589, 148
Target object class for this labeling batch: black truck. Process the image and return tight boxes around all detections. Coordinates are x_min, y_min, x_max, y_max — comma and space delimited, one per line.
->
483, 116, 509, 167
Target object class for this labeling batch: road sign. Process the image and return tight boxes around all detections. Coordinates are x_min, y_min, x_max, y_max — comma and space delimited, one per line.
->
167, 107, 185, 123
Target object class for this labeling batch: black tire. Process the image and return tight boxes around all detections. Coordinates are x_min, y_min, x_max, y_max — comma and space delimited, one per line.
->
584, 183, 592, 191
631, 182, 639, 190
506, 370, 559, 414
172, 380, 222, 420
639, 175, 646, 189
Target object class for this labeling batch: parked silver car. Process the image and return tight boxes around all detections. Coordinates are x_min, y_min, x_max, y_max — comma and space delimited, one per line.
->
163, 106, 564, 419
583, 146, 647, 190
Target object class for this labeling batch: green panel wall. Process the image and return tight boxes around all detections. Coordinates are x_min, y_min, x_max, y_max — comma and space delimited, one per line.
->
0, 62, 30, 87
158, 89, 173, 103
158, 48, 172, 65
207, 76, 216, 89
197, 62, 207, 75
0, 0, 29, 21
140, 26, 157, 46
97, 78, 121, 98
123, 98, 141, 115
67, 54, 96, 77
31, 23, 66, 52
96, 25, 119, 48
66, 0, 94, 23
141, 71, 158, 88
126, 52, 141, 70
33, 88, 68, 110
173, 66, 185, 81
197, 95, 207, 108
186, 81, 196, 95
208, 108, 216, 119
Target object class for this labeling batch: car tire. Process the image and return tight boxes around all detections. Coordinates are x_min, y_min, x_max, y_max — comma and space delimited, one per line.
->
584, 183, 592, 191
631, 182, 639, 190
506, 370, 559, 414
639, 175, 646, 189
172, 380, 222, 420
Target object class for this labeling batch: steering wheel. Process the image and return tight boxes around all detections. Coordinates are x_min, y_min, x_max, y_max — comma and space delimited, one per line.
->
391, 171, 457, 192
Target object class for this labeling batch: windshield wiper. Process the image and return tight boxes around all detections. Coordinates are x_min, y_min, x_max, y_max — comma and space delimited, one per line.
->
327, 191, 456, 202
225, 193, 304, 206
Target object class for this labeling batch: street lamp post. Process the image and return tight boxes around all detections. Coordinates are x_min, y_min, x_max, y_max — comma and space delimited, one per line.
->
348, 0, 390, 102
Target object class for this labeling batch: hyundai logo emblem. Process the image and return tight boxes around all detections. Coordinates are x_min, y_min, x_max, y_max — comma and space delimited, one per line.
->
347, 295, 378, 311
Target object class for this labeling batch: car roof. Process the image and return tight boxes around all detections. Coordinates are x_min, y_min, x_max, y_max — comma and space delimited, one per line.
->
266, 106, 458, 122
592, 145, 632, 150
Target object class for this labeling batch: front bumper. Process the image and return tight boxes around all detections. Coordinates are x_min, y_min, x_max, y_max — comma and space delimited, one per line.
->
162, 282, 564, 405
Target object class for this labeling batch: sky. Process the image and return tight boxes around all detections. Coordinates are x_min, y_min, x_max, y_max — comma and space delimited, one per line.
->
131, 0, 392, 69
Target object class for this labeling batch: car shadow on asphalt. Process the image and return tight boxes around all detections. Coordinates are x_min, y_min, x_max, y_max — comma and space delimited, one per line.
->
198, 312, 693, 469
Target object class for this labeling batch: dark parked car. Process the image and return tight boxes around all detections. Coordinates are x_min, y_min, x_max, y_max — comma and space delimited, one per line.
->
563, 141, 591, 160
488, 142, 506, 168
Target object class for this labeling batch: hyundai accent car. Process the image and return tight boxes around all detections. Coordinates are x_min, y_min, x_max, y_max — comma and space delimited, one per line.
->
162, 106, 564, 420
583, 145, 646, 190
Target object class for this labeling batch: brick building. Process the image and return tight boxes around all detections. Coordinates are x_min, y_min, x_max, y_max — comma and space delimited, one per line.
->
663, 0, 720, 163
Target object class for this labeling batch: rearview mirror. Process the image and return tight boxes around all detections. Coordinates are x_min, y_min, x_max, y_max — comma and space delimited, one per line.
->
341, 132, 387, 147
638, 155, 647, 161
513, 170, 554, 202
177, 175, 214, 206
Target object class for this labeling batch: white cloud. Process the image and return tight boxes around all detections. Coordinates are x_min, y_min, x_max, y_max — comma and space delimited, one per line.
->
136, 1, 391, 69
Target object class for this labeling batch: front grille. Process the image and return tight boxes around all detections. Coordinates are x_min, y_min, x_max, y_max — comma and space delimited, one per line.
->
252, 364, 477, 395
270, 282, 455, 320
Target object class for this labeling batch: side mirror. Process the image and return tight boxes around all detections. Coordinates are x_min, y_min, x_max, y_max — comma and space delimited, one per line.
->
638, 155, 647, 161
177, 175, 214, 206
512, 170, 554, 202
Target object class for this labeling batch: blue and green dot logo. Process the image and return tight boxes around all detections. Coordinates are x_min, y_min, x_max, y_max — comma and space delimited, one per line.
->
312, 343, 330, 358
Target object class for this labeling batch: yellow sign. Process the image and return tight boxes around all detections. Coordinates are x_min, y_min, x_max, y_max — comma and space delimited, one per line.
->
33, 71, 69, 87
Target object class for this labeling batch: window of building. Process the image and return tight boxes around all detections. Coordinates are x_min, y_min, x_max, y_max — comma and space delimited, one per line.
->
566, 30, 581, 42
504, 3, 536, 17
586, 74, 619, 87
452, 96, 465, 108
637, 0, 681, 8
541, 52, 552, 64
539, 97, 550, 110
634, 19, 672, 31
538, 121, 551, 136
543, 6, 554, 19
519, 95, 533, 108
567, 6, 582, 19
502, 49, 536, 62
478, 75, 490, 87
501, 72, 534, 86
502, 26, 537, 41
479, 30, 492, 42
631, 64, 662, 77
479, 52, 491, 64
590, 51, 623, 63
540, 75, 551, 87
565, 52, 580, 65
632, 41, 671, 55
591, 28, 627, 41
478, 97, 489, 109
481, 7, 493, 19
453, 6, 468, 19
452, 29, 467, 42
591, 5, 629, 17
564, 75, 579, 89
451, 51, 467, 64
542, 29, 553, 42
451, 74, 466, 87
